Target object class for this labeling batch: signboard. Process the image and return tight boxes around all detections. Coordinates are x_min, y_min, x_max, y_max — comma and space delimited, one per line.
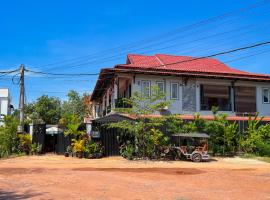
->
91, 131, 100, 138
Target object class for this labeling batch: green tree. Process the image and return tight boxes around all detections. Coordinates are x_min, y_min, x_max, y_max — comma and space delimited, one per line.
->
240, 114, 270, 156
60, 114, 84, 137
107, 86, 171, 159
61, 90, 86, 121
0, 116, 19, 157
25, 95, 61, 124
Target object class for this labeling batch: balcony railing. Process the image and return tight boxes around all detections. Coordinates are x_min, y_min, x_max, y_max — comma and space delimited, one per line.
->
115, 98, 132, 108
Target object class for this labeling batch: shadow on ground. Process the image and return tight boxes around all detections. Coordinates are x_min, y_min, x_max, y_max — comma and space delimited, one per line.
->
73, 167, 206, 175
0, 189, 42, 200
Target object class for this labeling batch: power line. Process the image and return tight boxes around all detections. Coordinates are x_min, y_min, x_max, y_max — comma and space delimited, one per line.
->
42, 17, 270, 71
151, 41, 270, 68
32, 0, 270, 71
26, 40, 270, 76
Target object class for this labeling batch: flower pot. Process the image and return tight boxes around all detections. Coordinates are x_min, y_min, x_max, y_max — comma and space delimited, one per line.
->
76, 152, 83, 158
64, 152, 69, 157
93, 152, 103, 159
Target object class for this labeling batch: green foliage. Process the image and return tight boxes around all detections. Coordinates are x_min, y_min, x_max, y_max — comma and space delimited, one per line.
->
61, 114, 84, 137
240, 114, 270, 156
25, 95, 61, 124
18, 134, 32, 154
120, 143, 136, 160
165, 114, 198, 134
144, 128, 169, 159
30, 143, 42, 155
0, 116, 19, 157
84, 140, 103, 157
108, 86, 171, 159
61, 90, 86, 121
165, 115, 183, 134
115, 86, 171, 116
71, 139, 85, 153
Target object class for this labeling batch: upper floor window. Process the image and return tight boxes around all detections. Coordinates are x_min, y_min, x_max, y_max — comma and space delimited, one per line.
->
170, 82, 179, 99
200, 84, 231, 111
141, 80, 151, 98
263, 88, 270, 103
156, 81, 165, 94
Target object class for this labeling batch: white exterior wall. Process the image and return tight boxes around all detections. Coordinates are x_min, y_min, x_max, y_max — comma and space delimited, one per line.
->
0, 89, 11, 124
132, 74, 182, 114
131, 76, 270, 116
94, 75, 270, 118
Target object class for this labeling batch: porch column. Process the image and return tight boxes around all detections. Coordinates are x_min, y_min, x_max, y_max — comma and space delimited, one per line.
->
231, 82, 235, 112
112, 80, 118, 109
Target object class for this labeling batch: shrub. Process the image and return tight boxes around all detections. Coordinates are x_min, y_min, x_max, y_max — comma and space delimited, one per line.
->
0, 116, 19, 157
71, 139, 85, 153
30, 143, 42, 155
18, 134, 32, 155
120, 143, 136, 160
84, 140, 103, 158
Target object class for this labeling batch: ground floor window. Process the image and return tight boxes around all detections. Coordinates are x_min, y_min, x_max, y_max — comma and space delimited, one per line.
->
141, 80, 151, 98
156, 81, 165, 94
200, 85, 231, 111
170, 82, 179, 99
262, 88, 270, 104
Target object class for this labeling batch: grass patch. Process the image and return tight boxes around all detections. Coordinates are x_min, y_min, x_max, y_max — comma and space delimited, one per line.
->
0, 153, 26, 160
240, 153, 270, 163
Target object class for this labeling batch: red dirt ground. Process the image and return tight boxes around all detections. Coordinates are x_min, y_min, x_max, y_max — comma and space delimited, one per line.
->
0, 155, 269, 200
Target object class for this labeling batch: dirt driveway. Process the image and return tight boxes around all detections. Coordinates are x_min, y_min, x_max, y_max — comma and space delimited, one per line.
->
0, 155, 269, 200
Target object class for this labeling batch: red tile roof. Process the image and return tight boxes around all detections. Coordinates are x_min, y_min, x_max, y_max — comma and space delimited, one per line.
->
114, 54, 270, 80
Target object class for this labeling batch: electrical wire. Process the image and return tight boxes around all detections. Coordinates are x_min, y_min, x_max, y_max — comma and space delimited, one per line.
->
31, 0, 270, 71
25, 40, 270, 76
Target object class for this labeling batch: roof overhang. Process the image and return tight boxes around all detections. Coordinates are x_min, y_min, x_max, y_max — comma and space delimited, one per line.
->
115, 65, 270, 82
90, 68, 116, 101
91, 65, 270, 102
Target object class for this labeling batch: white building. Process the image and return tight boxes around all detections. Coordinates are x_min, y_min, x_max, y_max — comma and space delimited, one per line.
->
0, 88, 11, 122
90, 54, 270, 119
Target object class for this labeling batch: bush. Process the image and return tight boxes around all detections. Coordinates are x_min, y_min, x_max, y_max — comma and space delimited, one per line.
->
84, 140, 103, 158
30, 143, 42, 155
71, 139, 85, 153
18, 134, 32, 155
120, 143, 136, 160
256, 142, 270, 156
0, 116, 19, 157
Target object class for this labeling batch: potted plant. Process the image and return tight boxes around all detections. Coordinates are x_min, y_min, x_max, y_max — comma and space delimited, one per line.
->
71, 139, 85, 159
65, 146, 72, 157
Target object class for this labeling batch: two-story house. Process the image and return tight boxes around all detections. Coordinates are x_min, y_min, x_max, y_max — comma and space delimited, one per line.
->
90, 54, 270, 119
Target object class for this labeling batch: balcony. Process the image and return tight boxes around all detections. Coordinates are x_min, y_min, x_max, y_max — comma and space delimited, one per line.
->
115, 98, 132, 109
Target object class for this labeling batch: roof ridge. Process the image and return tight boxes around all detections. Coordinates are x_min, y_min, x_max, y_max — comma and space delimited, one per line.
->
155, 54, 166, 68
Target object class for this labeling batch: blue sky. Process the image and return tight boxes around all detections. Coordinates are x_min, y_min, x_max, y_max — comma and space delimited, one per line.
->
0, 0, 270, 107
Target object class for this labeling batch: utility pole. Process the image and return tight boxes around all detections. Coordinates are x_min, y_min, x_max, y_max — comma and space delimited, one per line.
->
18, 64, 25, 133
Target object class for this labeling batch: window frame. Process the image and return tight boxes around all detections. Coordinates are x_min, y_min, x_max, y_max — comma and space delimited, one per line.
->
156, 81, 165, 95
200, 84, 232, 111
141, 80, 151, 98
262, 88, 270, 104
170, 82, 179, 100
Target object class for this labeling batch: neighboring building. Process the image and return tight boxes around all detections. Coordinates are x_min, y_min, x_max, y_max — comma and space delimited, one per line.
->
90, 54, 270, 119
0, 88, 12, 122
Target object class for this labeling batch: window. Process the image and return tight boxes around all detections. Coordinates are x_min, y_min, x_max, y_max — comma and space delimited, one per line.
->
141, 80, 150, 98
235, 86, 256, 113
200, 85, 231, 111
156, 81, 165, 94
263, 88, 270, 103
170, 82, 179, 99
